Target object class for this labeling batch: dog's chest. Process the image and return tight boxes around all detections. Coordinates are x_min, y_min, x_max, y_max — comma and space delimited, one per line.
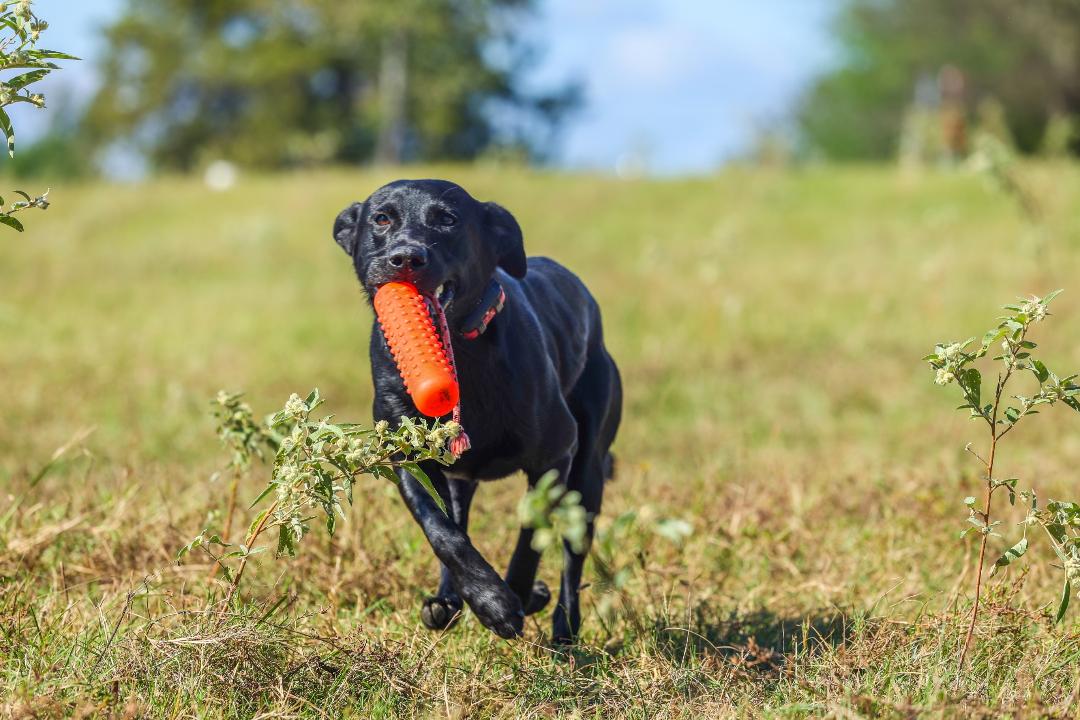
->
450, 371, 530, 477
371, 318, 568, 480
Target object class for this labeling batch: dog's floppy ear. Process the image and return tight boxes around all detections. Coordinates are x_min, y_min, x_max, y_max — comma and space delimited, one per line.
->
483, 202, 526, 278
333, 201, 365, 256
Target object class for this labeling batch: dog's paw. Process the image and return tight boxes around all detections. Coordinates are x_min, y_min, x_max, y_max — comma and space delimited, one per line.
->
551, 608, 578, 647
550, 625, 575, 647
524, 580, 551, 616
461, 582, 524, 639
420, 595, 463, 631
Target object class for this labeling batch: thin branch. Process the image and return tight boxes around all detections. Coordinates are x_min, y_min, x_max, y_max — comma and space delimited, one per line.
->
957, 325, 1028, 675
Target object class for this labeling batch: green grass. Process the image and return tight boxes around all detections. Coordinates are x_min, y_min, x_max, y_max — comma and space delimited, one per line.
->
3, 163, 1080, 718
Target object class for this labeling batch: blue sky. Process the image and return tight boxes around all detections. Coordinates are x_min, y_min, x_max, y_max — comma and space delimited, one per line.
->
26, 0, 837, 175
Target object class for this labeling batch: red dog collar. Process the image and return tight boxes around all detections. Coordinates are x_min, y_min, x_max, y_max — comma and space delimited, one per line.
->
461, 279, 506, 340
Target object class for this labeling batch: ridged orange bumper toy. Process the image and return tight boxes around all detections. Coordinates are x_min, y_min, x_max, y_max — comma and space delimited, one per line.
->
373, 282, 470, 455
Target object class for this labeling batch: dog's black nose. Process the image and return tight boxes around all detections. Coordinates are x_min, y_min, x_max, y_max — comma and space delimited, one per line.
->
387, 246, 429, 270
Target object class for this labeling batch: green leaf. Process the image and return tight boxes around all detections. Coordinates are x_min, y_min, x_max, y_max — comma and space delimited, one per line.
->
654, 518, 694, 545
0, 60, 60, 71
981, 327, 1005, 350
403, 462, 447, 514
0, 214, 24, 231
248, 483, 276, 509
0, 107, 14, 157
0, 17, 25, 41
989, 537, 1027, 576
277, 525, 297, 556
1031, 359, 1050, 384
372, 465, 398, 483
310, 423, 344, 441
1056, 580, 1071, 623
32, 50, 81, 61
999, 478, 1018, 505
247, 507, 270, 537
1044, 289, 1064, 304
959, 368, 982, 407
1046, 522, 1069, 545
6, 69, 48, 91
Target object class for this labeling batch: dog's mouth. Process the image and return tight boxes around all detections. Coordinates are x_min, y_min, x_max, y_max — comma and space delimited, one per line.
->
372, 277, 456, 310
432, 280, 456, 310
420, 281, 455, 351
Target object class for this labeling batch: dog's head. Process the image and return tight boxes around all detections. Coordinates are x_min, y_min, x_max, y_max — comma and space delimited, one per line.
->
333, 179, 526, 314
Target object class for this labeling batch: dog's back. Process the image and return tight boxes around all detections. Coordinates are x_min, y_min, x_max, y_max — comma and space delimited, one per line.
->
516, 257, 603, 393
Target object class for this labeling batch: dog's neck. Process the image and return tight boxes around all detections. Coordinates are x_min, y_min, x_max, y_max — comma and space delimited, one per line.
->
459, 278, 505, 340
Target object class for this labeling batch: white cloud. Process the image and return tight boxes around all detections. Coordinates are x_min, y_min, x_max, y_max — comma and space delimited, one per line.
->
534, 0, 837, 173
607, 26, 697, 87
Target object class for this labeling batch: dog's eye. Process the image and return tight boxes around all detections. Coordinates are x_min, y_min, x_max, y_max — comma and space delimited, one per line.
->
372, 212, 391, 227
436, 211, 457, 227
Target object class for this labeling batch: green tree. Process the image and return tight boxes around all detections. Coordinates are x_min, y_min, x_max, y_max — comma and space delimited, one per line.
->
800, 0, 1080, 160
0, 0, 76, 230
83, 0, 577, 171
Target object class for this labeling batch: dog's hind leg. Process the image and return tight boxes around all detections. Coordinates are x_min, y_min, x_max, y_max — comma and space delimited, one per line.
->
504, 461, 574, 618
421, 477, 477, 631
550, 446, 602, 645
552, 351, 620, 644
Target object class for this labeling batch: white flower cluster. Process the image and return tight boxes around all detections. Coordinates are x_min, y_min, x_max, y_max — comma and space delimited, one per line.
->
283, 393, 308, 418
425, 421, 461, 447
1019, 296, 1049, 324
932, 342, 966, 385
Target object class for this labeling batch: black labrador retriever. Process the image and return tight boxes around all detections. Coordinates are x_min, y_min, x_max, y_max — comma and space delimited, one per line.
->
333, 179, 622, 643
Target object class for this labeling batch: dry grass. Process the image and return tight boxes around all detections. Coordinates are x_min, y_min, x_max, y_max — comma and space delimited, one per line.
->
3, 163, 1080, 717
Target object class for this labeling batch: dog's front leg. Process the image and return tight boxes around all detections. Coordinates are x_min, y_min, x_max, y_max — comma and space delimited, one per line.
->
421, 478, 477, 631
396, 465, 524, 638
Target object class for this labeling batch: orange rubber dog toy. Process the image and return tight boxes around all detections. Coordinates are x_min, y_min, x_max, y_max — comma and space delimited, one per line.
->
373, 282, 460, 419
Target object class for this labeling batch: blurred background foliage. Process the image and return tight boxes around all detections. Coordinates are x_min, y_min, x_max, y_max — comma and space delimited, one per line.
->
46, 0, 578, 175
799, 0, 1080, 161
7, 0, 1080, 178
83, 0, 578, 170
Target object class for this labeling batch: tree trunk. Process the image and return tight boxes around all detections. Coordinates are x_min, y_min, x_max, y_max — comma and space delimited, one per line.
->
375, 30, 408, 165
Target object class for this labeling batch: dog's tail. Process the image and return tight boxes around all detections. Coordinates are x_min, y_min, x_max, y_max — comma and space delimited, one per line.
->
603, 452, 616, 481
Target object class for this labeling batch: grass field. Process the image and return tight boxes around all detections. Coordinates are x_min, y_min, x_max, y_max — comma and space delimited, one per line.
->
3, 163, 1080, 718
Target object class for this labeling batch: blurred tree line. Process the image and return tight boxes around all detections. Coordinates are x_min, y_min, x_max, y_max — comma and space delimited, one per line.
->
799, 0, 1080, 160
26, 0, 575, 176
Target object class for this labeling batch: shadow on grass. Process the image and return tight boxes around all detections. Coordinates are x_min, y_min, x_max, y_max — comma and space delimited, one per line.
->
645, 606, 857, 676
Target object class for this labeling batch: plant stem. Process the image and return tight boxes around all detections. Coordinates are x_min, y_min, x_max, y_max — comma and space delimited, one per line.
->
222, 474, 240, 541
205, 472, 241, 581
957, 347, 1019, 674
957, 429, 996, 674
223, 498, 279, 607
